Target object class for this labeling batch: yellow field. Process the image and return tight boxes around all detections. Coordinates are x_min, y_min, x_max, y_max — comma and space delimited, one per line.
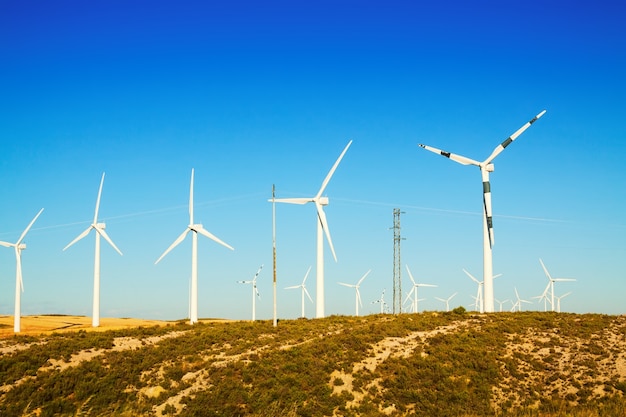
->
0, 315, 172, 338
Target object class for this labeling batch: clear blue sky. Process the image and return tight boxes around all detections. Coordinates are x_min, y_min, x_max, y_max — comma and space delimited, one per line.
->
1, 0, 625, 320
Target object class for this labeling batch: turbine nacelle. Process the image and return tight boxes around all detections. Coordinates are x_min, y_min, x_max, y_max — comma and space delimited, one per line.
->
483, 163, 494, 172
318, 196, 329, 206
96, 222, 106, 230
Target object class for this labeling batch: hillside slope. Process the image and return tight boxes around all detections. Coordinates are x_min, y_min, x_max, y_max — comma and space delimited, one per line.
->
0, 312, 625, 416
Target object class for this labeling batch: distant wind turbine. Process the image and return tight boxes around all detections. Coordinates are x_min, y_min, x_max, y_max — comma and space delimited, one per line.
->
64, 172, 122, 328
285, 266, 313, 318
435, 292, 458, 312
511, 288, 532, 312
463, 269, 501, 314
555, 292, 572, 313
338, 269, 371, 316
372, 289, 386, 314
0, 208, 44, 333
419, 110, 546, 313
404, 265, 437, 314
495, 298, 510, 312
273, 140, 352, 318
532, 281, 552, 312
155, 169, 234, 325
238, 265, 263, 321
540, 258, 576, 312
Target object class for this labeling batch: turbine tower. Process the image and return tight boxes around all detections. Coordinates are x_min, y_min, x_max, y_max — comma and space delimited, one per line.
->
404, 265, 436, 314
418, 110, 546, 312
64, 172, 122, 328
273, 140, 352, 318
155, 169, 234, 324
338, 269, 371, 316
540, 258, 576, 312
0, 208, 44, 333
238, 265, 263, 321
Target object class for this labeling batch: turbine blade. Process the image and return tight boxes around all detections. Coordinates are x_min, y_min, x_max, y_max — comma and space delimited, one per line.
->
303, 287, 313, 303
554, 278, 576, 282
539, 258, 553, 281
0, 241, 12, 248
463, 268, 480, 284
273, 197, 312, 205
17, 208, 44, 245
189, 169, 194, 225
338, 282, 354, 288
483, 110, 546, 164
405, 265, 417, 286
316, 140, 352, 199
155, 228, 190, 264
302, 265, 312, 285
356, 288, 362, 308
16, 249, 23, 292
418, 283, 437, 288
94, 173, 105, 224
418, 144, 480, 166
357, 269, 371, 286
482, 176, 495, 247
284, 285, 300, 290
403, 288, 416, 304
96, 227, 123, 256
63, 226, 93, 251
315, 202, 336, 262
195, 225, 234, 251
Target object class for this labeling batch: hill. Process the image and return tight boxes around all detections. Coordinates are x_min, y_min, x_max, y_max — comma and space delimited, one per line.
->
0, 311, 625, 416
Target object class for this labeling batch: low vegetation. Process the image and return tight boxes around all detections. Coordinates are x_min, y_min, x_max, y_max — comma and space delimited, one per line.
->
0, 312, 624, 416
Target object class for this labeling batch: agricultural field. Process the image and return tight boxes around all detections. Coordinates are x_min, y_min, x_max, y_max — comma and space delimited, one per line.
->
0, 311, 625, 416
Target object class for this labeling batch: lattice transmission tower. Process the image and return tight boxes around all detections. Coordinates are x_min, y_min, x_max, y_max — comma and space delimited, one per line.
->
391, 208, 405, 314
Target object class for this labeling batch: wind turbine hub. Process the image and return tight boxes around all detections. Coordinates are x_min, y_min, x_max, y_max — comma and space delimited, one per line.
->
485, 163, 494, 172
318, 196, 329, 206
18, 243, 26, 250
96, 223, 106, 229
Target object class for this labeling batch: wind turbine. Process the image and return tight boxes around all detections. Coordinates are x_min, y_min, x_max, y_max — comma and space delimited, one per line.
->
511, 288, 532, 312
0, 208, 44, 333
285, 266, 313, 318
539, 258, 576, 312
435, 292, 458, 312
238, 265, 263, 321
418, 110, 546, 313
463, 269, 501, 314
532, 281, 552, 312
155, 169, 234, 325
64, 173, 122, 328
273, 140, 352, 318
495, 298, 510, 312
338, 269, 371, 316
372, 289, 386, 314
404, 265, 437, 314
404, 295, 426, 313
555, 291, 572, 313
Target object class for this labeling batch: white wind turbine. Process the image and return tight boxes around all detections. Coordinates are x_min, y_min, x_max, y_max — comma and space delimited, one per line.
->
285, 266, 313, 318
155, 169, 234, 325
555, 292, 572, 313
404, 265, 437, 314
273, 140, 352, 318
463, 269, 501, 314
435, 292, 458, 312
540, 258, 576, 312
511, 288, 532, 312
338, 269, 371, 316
0, 208, 44, 333
372, 289, 386, 314
64, 173, 122, 328
238, 265, 263, 321
532, 281, 552, 312
419, 110, 546, 313
495, 298, 510, 312
404, 295, 426, 313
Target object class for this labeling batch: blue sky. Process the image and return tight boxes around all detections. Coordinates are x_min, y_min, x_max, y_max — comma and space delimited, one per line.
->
1, 0, 625, 321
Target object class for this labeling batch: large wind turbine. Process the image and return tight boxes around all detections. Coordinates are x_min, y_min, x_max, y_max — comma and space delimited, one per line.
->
338, 269, 371, 316
285, 266, 313, 318
419, 110, 546, 313
155, 169, 234, 324
273, 140, 352, 318
404, 265, 436, 314
64, 173, 122, 328
539, 258, 575, 312
0, 208, 44, 333
238, 265, 263, 321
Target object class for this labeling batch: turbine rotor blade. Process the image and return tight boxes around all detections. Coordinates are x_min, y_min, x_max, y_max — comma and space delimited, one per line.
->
403, 288, 416, 304
273, 197, 312, 205
357, 269, 371, 286
16, 249, 23, 292
405, 265, 417, 286
316, 140, 352, 199
17, 208, 44, 245
96, 226, 123, 256
356, 288, 362, 308
483, 110, 546, 165
463, 268, 480, 284
302, 266, 312, 284
539, 258, 553, 281
338, 282, 354, 288
0, 241, 11, 248
303, 287, 313, 303
195, 225, 234, 251
284, 285, 300, 290
482, 174, 495, 247
155, 228, 190, 264
63, 226, 93, 251
94, 173, 105, 224
315, 202, 336, 262
418, 144, 481, 166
